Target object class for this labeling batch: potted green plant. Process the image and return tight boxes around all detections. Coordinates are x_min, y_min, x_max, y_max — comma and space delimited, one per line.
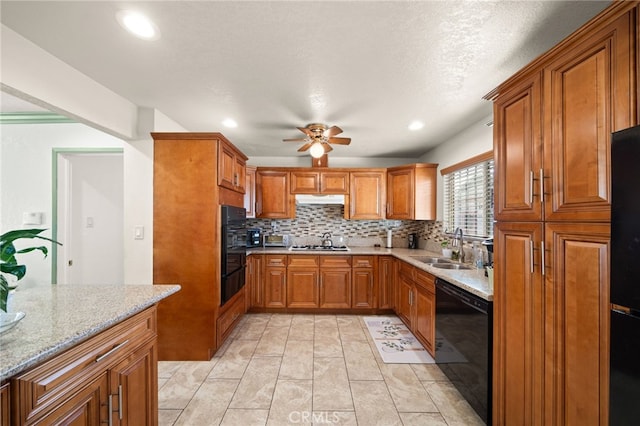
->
441, 239, 453, 259
1, 228, 61, 312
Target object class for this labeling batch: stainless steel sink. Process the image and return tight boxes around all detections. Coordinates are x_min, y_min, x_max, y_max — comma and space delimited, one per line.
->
410, 256, 451, 264
430, 263, 472, 270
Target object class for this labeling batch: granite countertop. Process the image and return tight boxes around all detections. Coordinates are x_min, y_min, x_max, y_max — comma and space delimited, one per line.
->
0, 283, 180, 382
248, 246, 492, 301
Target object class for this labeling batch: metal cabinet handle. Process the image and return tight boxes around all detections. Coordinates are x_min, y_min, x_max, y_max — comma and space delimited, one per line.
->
539, 168, 545, 203
530, 170, 534, 204
108, 394, 113, 426
541, 241, 545, 276
118, 385, 123, 420
95, 340, 129, 363
530, 241, 534, 274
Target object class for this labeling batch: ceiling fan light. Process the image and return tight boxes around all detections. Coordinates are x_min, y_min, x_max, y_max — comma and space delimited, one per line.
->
309, 142, 325, 158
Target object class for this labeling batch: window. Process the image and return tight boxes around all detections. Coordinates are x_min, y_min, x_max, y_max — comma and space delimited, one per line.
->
441, 152, 494, 238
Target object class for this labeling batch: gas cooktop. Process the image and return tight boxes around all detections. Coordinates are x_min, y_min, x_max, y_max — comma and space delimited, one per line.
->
289, 245, 350, 251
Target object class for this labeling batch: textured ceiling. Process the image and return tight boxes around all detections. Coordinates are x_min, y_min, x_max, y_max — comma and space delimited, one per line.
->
0, 1, 609, 158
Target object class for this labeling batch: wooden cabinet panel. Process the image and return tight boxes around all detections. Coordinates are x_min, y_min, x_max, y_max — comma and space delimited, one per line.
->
287, 269, 319, 308
543, 222, 610, 425
110, 339, 157, 426
217, 290, 246, 347
291, 171, 349, 194
543, 11, 633, 222
348, 170, 386, 220
494, 72, 543, 221
493, 222, 544, 425
244, 166, 256, 218
387, 164, 437, 220
1, 383, 10, 426
248, 255, 264, 308
288, 255, 319, 268
319, 269, 352, 308
218, 138, 247, 194
414, 282, 435, 355
396, 273, 413, 327
264, 263, 287, 309
378, 256, 395, 310
319, 256, 351, 269
352, 268, 375, 309
256, 170, 294, 218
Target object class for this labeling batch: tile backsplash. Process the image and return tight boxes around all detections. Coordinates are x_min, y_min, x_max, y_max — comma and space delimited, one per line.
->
247, 205, 448, 248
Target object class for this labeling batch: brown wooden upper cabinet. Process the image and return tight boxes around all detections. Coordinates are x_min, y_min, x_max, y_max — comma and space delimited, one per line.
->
291, 170, 349, 194
256, 169, 295, 218
492, 8, 634, 223
218, 139, 248, 194
347, 169, 386, 220
386, 163, 438, 220
244, 166, 256, 218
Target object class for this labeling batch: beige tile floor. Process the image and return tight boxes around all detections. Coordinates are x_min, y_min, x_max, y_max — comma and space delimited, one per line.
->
158, 313, 484, 426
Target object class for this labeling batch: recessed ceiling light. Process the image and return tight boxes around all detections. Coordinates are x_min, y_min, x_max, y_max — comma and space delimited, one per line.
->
408, 121, 424, 131
116, 10, 160, 40
222, 118, 238, 128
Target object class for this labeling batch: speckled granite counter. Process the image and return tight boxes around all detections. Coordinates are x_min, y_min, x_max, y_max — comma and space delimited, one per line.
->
248, 246, 492, 301
0, 283, 180, 381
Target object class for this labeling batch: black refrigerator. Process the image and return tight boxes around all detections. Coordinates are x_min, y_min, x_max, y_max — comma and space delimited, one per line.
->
610, 126, 640, 425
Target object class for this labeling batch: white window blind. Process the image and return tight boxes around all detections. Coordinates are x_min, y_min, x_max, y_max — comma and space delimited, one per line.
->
442, 157, 494, 238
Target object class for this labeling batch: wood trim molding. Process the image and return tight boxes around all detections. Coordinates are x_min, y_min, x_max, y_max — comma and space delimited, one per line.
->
440, 151, 493, 176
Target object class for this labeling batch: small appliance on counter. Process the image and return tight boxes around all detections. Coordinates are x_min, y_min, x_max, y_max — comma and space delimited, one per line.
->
263, 234, 290, 247
408, 233, 418, 249
246, 228, 262, 247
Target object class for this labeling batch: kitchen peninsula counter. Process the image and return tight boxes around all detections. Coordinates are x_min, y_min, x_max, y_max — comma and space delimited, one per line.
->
0, 283, 180, 381
248, 246, 492, 301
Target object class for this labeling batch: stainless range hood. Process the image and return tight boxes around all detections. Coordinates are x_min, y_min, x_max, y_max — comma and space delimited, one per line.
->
294, 194, 345, 205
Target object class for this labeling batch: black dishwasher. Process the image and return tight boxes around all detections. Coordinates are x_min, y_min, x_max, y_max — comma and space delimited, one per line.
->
435, 278, 492, 424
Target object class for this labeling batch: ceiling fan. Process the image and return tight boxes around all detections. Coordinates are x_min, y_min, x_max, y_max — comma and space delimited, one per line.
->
283, 123, 351, 157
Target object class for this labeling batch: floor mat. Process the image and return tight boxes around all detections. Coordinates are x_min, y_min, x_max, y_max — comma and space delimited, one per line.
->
363, 316, 435, 364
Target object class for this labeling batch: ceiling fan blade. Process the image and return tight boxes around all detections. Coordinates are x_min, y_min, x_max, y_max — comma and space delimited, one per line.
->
297, 142, 313, 152
283, 138, 307, 142
323, 143, 333, 153
326, 125, 343, 137
328, 137, 351, 145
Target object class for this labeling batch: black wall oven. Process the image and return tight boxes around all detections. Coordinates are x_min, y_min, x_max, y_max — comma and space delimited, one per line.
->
221, 205, 246, 306
435, 278, 492, 424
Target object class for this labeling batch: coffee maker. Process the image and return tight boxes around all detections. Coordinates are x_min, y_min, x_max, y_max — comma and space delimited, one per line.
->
408, 233, 419, 249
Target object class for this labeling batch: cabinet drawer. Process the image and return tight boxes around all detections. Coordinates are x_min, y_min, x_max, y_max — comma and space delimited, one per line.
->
265, 254, 287, 267
415, 269, 435, 292
13, 307, 156, 421
217, 291, 245, 347
288, 255, 319, 268
352, 256, 374, 268
319, 256, 351, 268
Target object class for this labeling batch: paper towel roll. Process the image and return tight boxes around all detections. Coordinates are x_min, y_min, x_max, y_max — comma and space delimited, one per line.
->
386, 229, 392, 248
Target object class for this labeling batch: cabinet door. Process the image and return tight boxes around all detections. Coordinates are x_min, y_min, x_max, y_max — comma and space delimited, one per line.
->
218, 141, 237, 191
320, 172, 349, 194
396, 273, 413, 327
256, 170, 293, 218
109, 340, 157, 426
244, 166, 256, 218
319, 269, 352, 308
378, 256, 395, 310
248, 255, 264, 308
291, 171, 319, 193
494, 72, 543, 221
31, 372, 109, 426
413, 283, 435, 356
234, 155, 246, 193
287, 269, 319, 308
352, 268, 375, 308
1, 383, 9, 426
543, 223, 610, 425
387, 168, 413, 219
264, 266, 287, 308
493, 222, 544, 425
349, 170, 386, 219
543, 11, 634, 222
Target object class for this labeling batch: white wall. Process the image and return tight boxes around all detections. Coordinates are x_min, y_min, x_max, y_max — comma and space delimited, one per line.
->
419, 114, 494, 220
0, 123, 124, 286
247, 156, 416, 168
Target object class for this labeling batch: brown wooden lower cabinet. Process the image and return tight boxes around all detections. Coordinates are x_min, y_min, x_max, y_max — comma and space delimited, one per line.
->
287, 256, 320, 308
319, 256, 352, 308
1, 383, 10, 426
9, 306, 158, 426
494, 221, 610, 424
378, 256, 395, 310
352, 256, 376, 308
394, 260, 435, 356
264, 255, 287, 308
